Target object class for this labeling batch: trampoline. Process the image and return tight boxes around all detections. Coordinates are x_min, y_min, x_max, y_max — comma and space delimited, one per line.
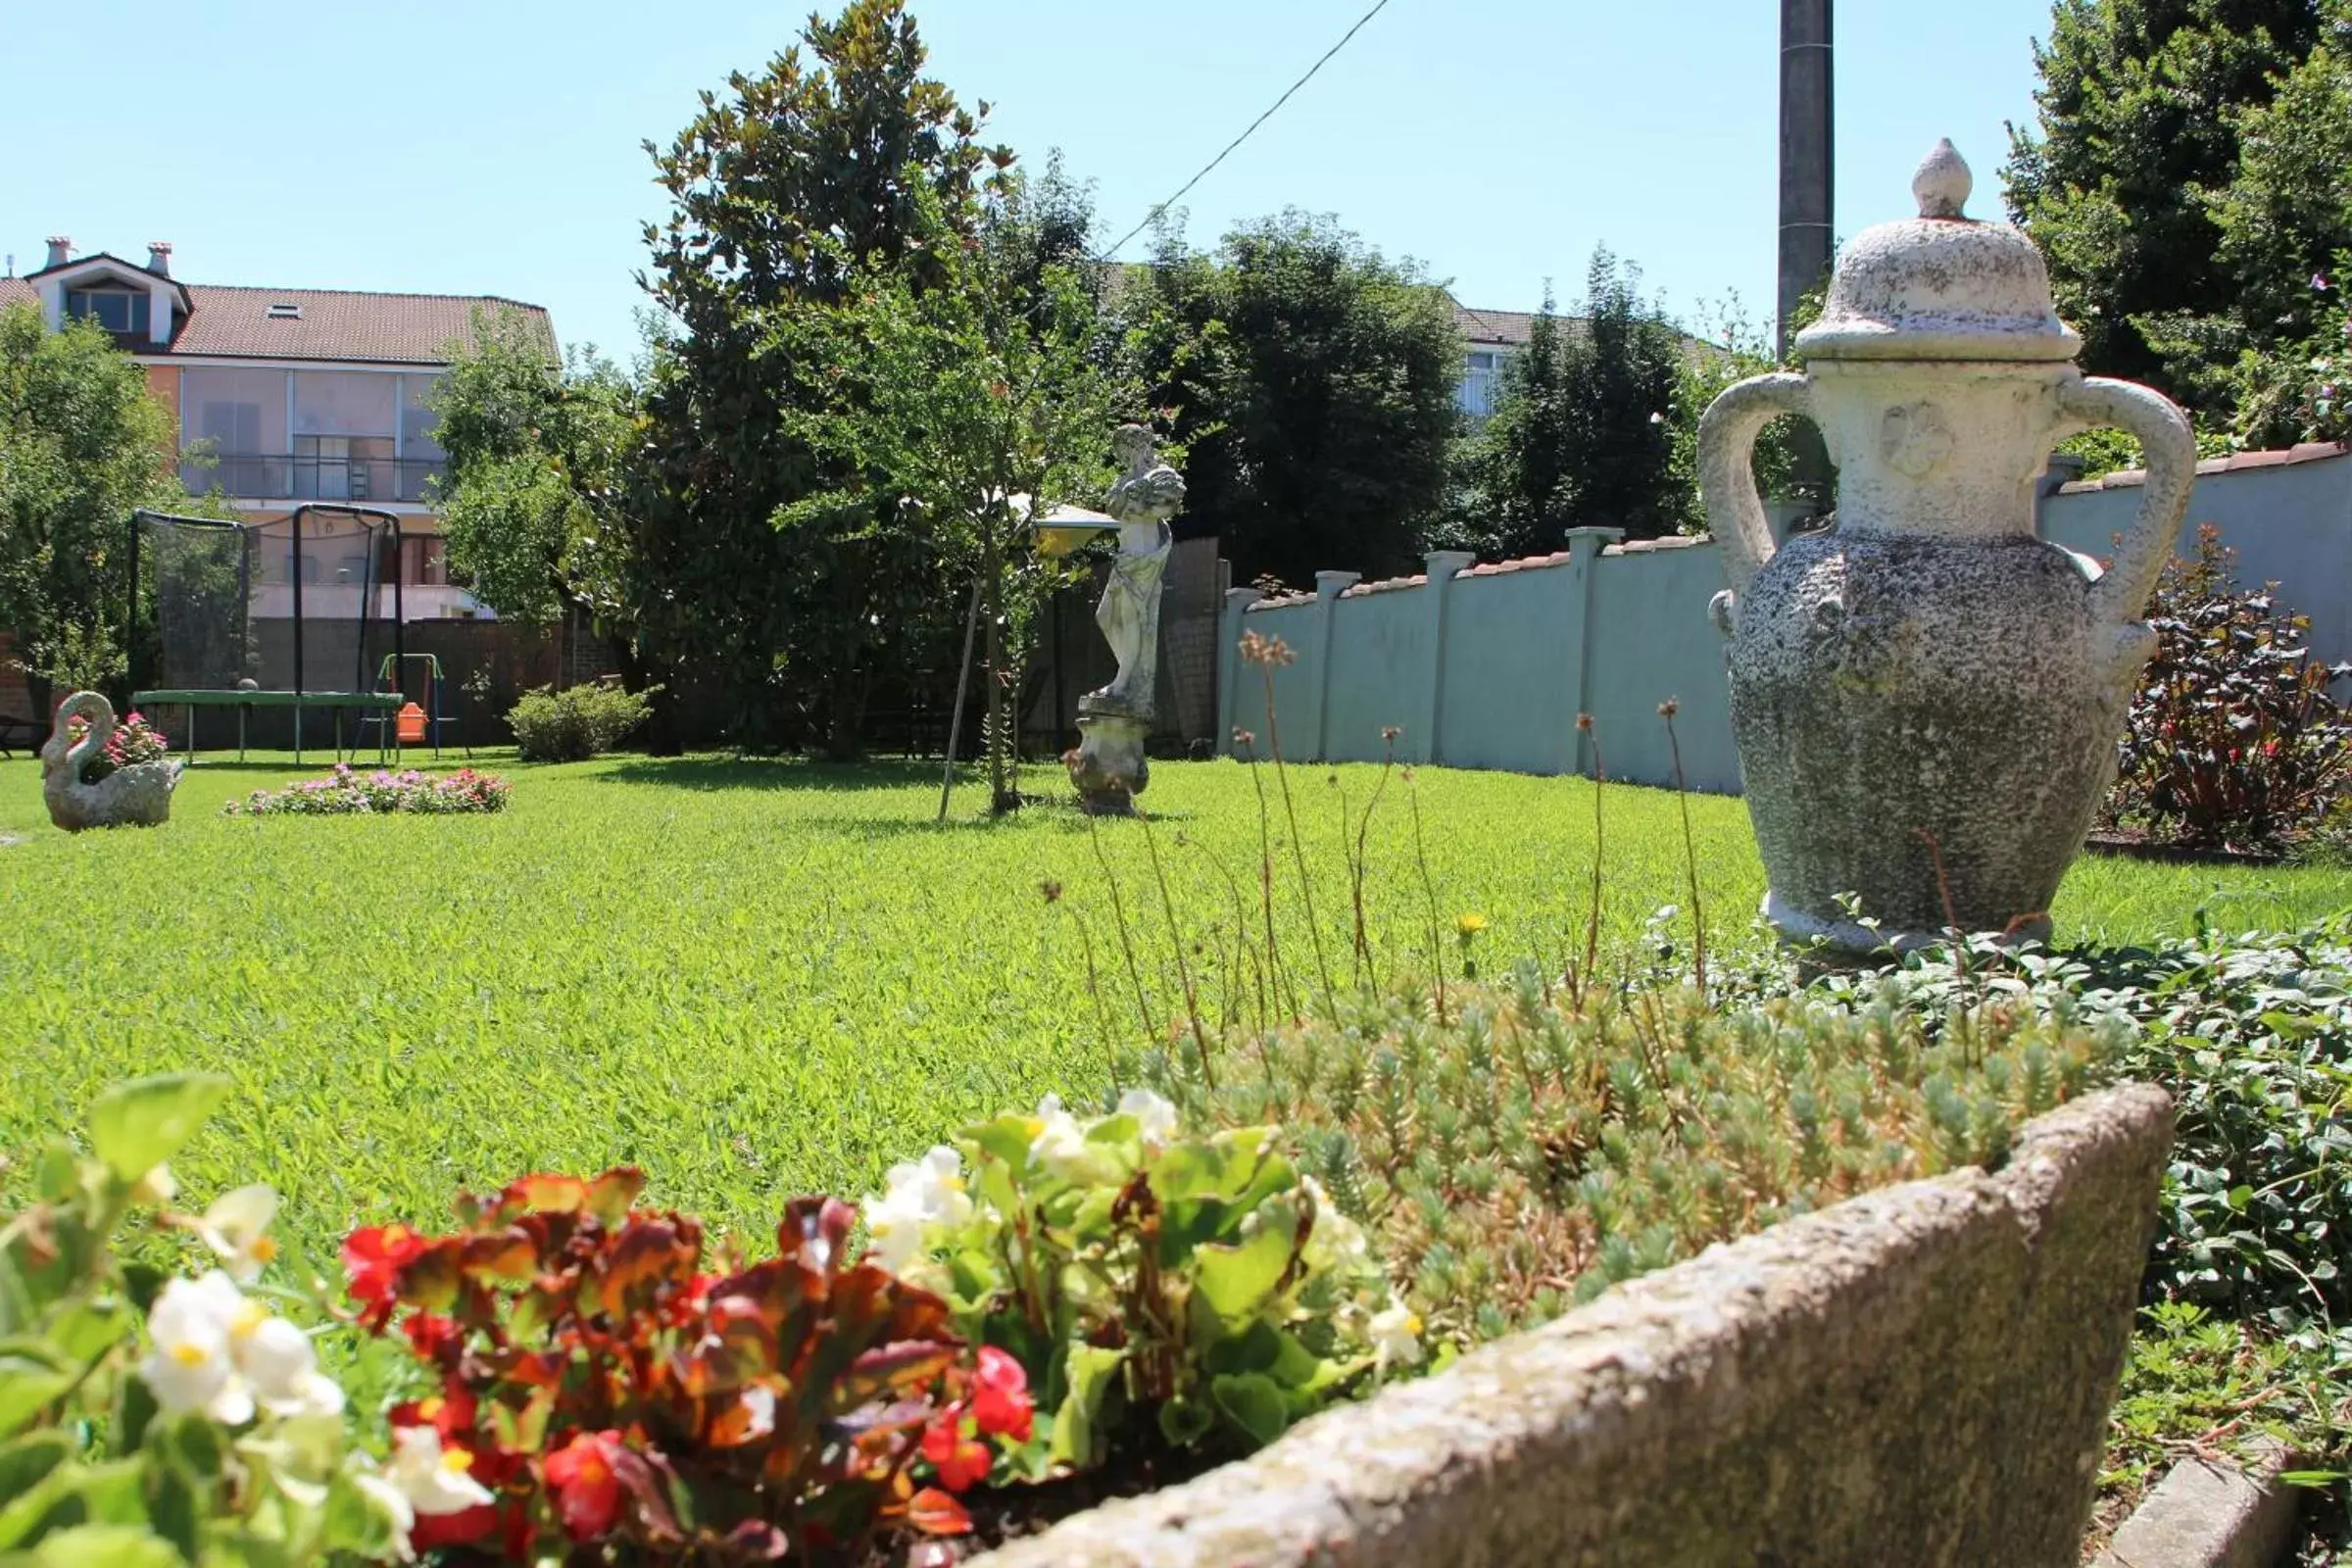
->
126, 504, 412, 763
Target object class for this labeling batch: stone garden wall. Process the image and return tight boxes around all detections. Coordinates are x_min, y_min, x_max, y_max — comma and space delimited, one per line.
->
974, 1084, 2172, 1568
1219, 446, 2352, 792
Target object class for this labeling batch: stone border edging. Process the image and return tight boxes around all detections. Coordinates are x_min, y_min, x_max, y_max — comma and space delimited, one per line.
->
2091, 1438, 2299, 1568
972, 1084, 2174, 1568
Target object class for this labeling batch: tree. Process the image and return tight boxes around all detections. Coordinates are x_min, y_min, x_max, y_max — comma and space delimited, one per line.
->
2142, 17, 2352, 444
1126, 212, 1460, 587
778, 175, 1133, 809
1443, 295, 1578, 559
1444, 250, 1690, 556
429, 309, 641, 632
0, 302, 190, 719
636, 0, 1002, 755
2004, 0, 2323, 401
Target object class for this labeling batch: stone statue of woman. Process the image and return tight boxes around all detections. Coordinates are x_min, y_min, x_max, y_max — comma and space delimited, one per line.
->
1088, 424, 1184, 715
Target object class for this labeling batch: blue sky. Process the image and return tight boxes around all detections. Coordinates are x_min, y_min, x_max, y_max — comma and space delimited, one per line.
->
4, 0, 2057, 359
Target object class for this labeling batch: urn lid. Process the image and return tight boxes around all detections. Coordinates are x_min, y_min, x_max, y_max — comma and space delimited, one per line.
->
1793, 140, 2081, 364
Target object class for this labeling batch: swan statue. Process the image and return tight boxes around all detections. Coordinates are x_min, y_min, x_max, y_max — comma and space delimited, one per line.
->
41, 692, 182, 831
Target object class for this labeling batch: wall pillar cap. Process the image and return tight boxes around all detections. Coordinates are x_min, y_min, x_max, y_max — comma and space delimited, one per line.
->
1224, 586, 1265, 606
1564, 526, 1628, 545
1423, 550, 1476, 578
1313, 570, 1362, 599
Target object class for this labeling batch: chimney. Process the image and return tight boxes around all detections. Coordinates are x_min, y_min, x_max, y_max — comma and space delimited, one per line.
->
44, 236, 72, 269
146, 242, 172, 277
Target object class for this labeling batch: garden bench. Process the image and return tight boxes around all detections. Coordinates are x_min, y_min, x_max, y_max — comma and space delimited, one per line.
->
0, 712, 39, 760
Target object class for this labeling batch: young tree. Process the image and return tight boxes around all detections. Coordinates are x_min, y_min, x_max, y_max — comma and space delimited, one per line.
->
778, 176, 1133, 810
637, 0, 1003, 755
1126, 212, 1460, 586
0, 303, 192, 719
429, 310, 640, 632
1446, 250, 1690, 556
1444, 295, 1579, 560
2003, 0, 2323, 401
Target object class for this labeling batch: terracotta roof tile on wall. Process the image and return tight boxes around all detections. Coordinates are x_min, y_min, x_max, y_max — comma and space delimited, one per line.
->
2055, 443, 2349, 493
0, 275, 554, 365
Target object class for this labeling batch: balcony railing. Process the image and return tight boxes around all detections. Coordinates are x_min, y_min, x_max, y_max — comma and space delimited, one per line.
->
180, 454, 447, 504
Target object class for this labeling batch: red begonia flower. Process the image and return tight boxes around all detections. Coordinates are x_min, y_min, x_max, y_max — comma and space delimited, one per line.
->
542, 1430, 627, 1541
970, 1347, 1034, 1443
343, 1224, 425, 1315
920, 1412, 991, 1493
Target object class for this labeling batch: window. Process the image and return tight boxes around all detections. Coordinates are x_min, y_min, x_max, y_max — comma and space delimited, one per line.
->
266, 303, 302, 319
66, 289, 149, 336
1458, 348, 1505, 417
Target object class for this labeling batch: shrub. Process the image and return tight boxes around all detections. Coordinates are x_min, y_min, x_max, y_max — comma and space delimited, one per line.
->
2104, 524, 2352, 849
860, 1090, 1407, 1474
65, 708, 170, 784
1146, 966, 2122, 1343
223, 763, 511, 816
1820, 918, 2352, 1329
0, 1074, 408, 1563
345, 1172, 1004, 1559
507, 680, 656, 763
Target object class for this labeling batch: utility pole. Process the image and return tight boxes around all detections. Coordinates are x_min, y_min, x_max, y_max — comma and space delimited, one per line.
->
1778, 0, 1833, 357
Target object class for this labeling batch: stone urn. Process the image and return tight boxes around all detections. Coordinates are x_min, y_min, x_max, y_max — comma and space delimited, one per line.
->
41, 692, 183, 832
1698, 140, 2193, 952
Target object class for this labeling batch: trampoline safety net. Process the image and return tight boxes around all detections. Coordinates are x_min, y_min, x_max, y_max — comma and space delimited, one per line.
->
137, 510, 396, 694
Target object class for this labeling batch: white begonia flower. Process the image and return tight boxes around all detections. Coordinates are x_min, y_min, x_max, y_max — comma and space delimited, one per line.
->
1116, 1088, 1179, 1149
140, 1273, 253, 1424
386, 1425, 496, 1516
1028, 1094, 1118, 1185
1299, 1175, 1369, 1271
352, 1471, 416, 1562
197, 1184, 281, 1283
1368, 1300, 1424, 1374
240, 1313, 346, 1418
861, 1146, 971, 1275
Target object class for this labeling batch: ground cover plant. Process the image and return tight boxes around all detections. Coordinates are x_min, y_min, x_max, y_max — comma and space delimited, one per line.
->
1, 747, 2342, 1280
222, 764, 512, 816
1810, 921, 2352, 1562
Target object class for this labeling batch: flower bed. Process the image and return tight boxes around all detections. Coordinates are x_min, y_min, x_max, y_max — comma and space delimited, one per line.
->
223, 763, 512, 816
0, 956, 2141, 1567
66, 707, 169, 784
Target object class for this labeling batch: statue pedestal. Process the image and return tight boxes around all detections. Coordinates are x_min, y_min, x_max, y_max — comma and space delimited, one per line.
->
1068, 705, 1150, 816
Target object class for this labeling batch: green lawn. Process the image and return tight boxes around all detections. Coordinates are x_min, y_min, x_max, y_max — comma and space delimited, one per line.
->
3, 750, 2344, 1274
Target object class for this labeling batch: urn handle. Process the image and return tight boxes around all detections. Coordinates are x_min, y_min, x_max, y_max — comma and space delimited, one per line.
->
1697, 372, 1813, 599
2056, 377, 2196, 627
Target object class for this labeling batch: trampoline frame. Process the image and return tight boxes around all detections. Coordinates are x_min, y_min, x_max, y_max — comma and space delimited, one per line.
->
126, 504, 409, 763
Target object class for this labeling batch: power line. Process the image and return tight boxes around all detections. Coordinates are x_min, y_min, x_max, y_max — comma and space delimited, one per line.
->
1097, 0, 1399, 262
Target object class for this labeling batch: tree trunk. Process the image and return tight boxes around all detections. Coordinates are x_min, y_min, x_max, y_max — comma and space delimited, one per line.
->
984, 532, 1018, 813
612, 636, 684, 758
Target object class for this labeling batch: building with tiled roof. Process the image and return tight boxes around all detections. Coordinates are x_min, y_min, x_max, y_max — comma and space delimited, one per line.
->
2, 237, 559, 621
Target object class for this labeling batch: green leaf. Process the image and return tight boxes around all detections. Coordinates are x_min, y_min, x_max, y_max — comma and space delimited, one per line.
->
1191, 1223, 1295, 1329
1047, 1345, 1123, 1471
1155, 1395, 1213, 1449
1209, 1372, 1291, 1449
0, 1434, 74, 1504
17, 1525, 181, 1568
46, 1301, 130, 1369
0, 1351, 74, 1439
87, 1077, 232, 1184
194, 1525, 298, 1568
